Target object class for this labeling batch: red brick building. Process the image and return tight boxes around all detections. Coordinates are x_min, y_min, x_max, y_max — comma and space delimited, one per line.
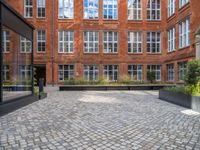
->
4, 0, 200, 85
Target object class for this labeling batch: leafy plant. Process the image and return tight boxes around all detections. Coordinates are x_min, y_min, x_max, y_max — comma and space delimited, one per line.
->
147, 71, 156, 83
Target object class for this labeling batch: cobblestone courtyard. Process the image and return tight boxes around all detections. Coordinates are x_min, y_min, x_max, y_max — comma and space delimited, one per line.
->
1, 88, 200, 150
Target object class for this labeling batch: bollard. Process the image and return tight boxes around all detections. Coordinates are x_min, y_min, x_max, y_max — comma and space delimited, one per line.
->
39, 78, 44, 93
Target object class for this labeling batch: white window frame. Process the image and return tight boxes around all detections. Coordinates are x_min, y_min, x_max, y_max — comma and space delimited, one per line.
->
2, 30, 10, 53
20, 65, 32, 81
20, 36, 32, 53
37, 30, 46, 52
147, 65, 162, 81
179, 0, 189, 8
104, 65, 118, 81
147, 0, 161, 20
168, 0, 175, 17
179, 18, 190, 48
58, 0, 74, 19
24, 0, 33, 18
128, 0, 142, 20
128, 65, 143, 81
37, 0, 46, 18
103, 0, 118, 20
58, 65, 74, 81
84, 65, 99, 81
84, 31, 99, 53
58, 31, 74, 53
128, 31, 142, 53
147, 32, 161, 53
103, 31, 118, 53
168, 27, 176, 52
84, 0, 99, 19
167, 64, 174, 81
179, 62, 187, 81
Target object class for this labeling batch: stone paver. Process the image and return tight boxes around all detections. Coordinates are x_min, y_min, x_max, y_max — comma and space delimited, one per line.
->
0, 87, 200, 150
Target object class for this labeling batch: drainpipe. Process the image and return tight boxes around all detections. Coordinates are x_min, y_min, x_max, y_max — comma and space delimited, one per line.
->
52, 0, 55, 86
196, 35, 200, 60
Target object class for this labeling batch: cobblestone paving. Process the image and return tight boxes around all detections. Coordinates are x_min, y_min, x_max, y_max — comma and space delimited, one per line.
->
1, 88, 200, 150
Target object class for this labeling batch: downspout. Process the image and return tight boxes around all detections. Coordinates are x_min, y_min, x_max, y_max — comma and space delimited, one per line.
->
52, 0, 55, 86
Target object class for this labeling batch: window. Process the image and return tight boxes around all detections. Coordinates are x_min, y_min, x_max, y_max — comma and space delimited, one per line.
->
179, 0, 189, 8
168, 27, 176, 52
58, 0, 74, 19
58, 65, 74, 81
104, 32, 118, 53
20, 37, 32, 53
37, 30, 46, 52
104, 65, 118, 81
37, 0, 45, 18
179, 62, 187, 81
128, 31, 142, 53
84, 0, 98, 19
84, 31, 99, 53
128, 65, 143, 81
3, 65, 9, 81
147, 0, 161, 20
24, 0, 33, 18
2, 30, 10, 53
84, 65, 99, 81
167, 64, 174, 81
58, 31, 74, 53
20, 65, 32, 81
103, 0, 118, 19
168, 0, 175, 17
179, 18, 190, 48
147, 65, 162, 81
128, 0, 142, 20
147, 32, 161, 53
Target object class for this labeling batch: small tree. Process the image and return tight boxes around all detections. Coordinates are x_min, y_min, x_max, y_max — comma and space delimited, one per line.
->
147, 71, 156, 83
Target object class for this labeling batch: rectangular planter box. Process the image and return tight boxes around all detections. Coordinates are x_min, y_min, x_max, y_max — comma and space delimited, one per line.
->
159, 90, 200, 112
60, 85, 175, 91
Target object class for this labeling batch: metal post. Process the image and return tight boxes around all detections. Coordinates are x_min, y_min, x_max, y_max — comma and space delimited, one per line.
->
31, 30, 34, 95
0, 4, 3, 102
52, 0, 55, 86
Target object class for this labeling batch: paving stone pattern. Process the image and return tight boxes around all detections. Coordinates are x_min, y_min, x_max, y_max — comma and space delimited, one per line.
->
0, 88, 200, 150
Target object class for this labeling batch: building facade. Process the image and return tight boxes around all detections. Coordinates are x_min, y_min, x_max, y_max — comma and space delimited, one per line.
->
4, 0, 200, 84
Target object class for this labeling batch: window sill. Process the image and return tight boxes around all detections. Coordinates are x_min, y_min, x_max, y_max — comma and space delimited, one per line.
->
147, 53, 162, 55
127, 52, 143, 55
179, 2, 190, 12
178, 45, 190, 51
83, 52, 99, 55
167, 14, 176, 22
167, 50, 176, 54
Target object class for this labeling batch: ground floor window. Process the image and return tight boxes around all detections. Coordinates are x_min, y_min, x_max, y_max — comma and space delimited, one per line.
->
147, 65, 162, 81
128, 65, 143, 81
104, 65, 118, 81
3, 65, 9, 81
179, 62, 187, 81
84, 65, 99, 81
167, 64, 174, 81
19, 65, 32, 81
58, 65, 74, 81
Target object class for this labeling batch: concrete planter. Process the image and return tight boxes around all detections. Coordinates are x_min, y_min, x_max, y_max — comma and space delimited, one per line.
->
159, 90, 200, 112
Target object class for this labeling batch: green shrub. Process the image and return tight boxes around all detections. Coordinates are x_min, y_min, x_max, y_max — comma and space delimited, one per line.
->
147, 71, 156, 83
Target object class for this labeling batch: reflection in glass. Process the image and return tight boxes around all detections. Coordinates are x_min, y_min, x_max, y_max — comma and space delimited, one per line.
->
84, 0, 99, 19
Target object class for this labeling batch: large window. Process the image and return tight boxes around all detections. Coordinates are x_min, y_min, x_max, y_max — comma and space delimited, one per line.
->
104, 65, 118, 81
103, 0, 118, 19
20, 37, 32, 53
179, 0, 189, 8
167, 64, 174, 81
147, 32, 161, 53
168, 0, 175, 17
58, 0, 74, 19
20, 65, 32, 81
58, 65, 74, 81
104, 31, 118, 53
37, 30, 46, 52
128, 65, 143, 81
84, 0, 98, 19
37, 0, 46, 18
179, 18, 190, 48
168, 27, 176, 52
84, 65, 99, 81
58, 31, 74, 53
84, 31, 99, 53
147, 0, 161, 20
179, 62, 187, 81
24, 0, 33, 18
128, 31, 142, 53
3, 65, 9, 81
128, 0, 142, 20
147, 65, 162, 81
2, 30, 10, 53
